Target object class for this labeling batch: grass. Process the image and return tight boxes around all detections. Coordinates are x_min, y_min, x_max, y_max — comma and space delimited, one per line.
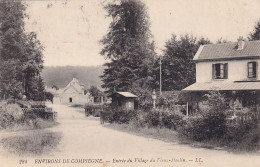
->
181, 124, 260, 153
105, 122, 260, 154
223, 123, 260, 153
1, 130, 62, 156
106, 123, 224, 150
105, 123, 179, 144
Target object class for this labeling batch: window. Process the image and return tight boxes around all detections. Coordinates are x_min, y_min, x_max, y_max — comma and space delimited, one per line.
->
212, 63, 228, 79
248, 62, 257, 78
69, 98, 72, 102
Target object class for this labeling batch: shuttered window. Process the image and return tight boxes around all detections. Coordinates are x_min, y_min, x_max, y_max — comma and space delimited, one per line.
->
212, 63, 228, 79
248, 62, 257, 78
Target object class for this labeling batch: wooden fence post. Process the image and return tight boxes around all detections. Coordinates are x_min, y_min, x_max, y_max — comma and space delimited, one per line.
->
100, 111, 104, 124
186, 101, 189, 116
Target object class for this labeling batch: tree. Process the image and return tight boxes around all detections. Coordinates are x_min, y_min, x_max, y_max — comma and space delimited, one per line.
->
88, 86, 103, 97
0, 0, 44, 100
248, 21, 260, 41
0, 60, 23, 99
161, 34, 211, 91
44, 91, 54, 103
216, 38, 231, 44
88, 86, 103, 102
52, 85, 59, 90
100, 0, 156, 95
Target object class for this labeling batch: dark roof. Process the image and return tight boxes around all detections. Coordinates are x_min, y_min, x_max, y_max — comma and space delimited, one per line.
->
183, 81, 260, 91
108, 92, 137, 98
194, 40, 260, 61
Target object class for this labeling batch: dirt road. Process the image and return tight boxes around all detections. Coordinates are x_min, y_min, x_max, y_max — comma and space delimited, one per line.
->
1, 104, 259, 167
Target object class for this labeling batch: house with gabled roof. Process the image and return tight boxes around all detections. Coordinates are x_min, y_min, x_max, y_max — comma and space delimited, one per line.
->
183, 36, 260, 113
54, 78, 92, 104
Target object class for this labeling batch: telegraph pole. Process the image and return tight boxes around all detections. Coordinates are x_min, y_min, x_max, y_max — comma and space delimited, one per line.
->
159, 55, 162, 96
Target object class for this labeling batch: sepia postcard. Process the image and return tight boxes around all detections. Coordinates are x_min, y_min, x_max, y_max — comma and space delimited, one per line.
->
0, 0, 260, 167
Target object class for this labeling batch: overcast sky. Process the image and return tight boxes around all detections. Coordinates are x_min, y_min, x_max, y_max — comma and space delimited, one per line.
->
25, 0, 260, 66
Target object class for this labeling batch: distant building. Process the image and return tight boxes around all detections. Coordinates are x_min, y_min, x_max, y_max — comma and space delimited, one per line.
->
108, 92, 137, 110
46, 78, 92, 105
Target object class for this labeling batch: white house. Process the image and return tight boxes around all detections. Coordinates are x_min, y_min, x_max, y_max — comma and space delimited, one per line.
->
60, 78, 92, 104
46, 78, 93, 105
183, 36, 260, 111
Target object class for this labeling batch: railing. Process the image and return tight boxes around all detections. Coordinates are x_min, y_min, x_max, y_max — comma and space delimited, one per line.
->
22, 107, 57, 121
226, 108, 260, 124
85, 104, 110, 117
100, 111, 113, 124
85, 104, 113, 124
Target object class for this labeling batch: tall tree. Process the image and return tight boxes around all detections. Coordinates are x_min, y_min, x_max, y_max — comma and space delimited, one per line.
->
161, 34, 211, 91
0, 0, 44, 100
248, 21, 260, 41
100, 0, 156, 95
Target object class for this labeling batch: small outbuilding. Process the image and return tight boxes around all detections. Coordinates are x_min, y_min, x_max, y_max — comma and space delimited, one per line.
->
108, 92, 138, 110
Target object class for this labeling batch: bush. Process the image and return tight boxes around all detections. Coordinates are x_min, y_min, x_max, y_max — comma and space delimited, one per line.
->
111, 109, 137, 124
180, 91, 228, 141
0, 104, 25, 129
106, 107, 185, 130
139, 102, 153, 112
156, 92, 179, 109
161, 111, 185, 130
129, 111, 147, 128
0, 103, 56, 130
223, 120, 259, 151
144, 109, 185, 130
146, 110, 161, 127
6, 104, 24, 121
0, 111, 15, 129
238, 126, 260, 151
181, 111, 227, 141
179, 90, 260, 152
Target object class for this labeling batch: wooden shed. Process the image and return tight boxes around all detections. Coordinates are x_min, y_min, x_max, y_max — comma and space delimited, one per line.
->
108, 92, 137, 110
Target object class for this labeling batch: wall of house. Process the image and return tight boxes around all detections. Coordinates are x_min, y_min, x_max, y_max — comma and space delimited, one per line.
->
59, 93, 90, 104
59, 86, 90, 105
122, 98, 135, 110
196, 59, 260, 82
111, 97, 135, 110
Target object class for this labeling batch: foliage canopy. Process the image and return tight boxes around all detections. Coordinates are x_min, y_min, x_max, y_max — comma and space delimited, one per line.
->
100, 0, 156, 107
0, 0, 44, 100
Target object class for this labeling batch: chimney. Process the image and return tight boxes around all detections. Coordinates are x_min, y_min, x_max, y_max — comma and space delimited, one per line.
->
237, 36, 245, 50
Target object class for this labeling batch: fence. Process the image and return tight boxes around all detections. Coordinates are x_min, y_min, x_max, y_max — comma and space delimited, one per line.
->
85, 104, 113, 124
85, 104, 102, 117
226, 109, 260, 124
22, 107, 57, 121
100, 111, 114, 124
85, 104, 111, 117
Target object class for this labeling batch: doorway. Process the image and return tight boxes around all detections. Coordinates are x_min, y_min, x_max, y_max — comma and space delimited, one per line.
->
69, 98, 72, 103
